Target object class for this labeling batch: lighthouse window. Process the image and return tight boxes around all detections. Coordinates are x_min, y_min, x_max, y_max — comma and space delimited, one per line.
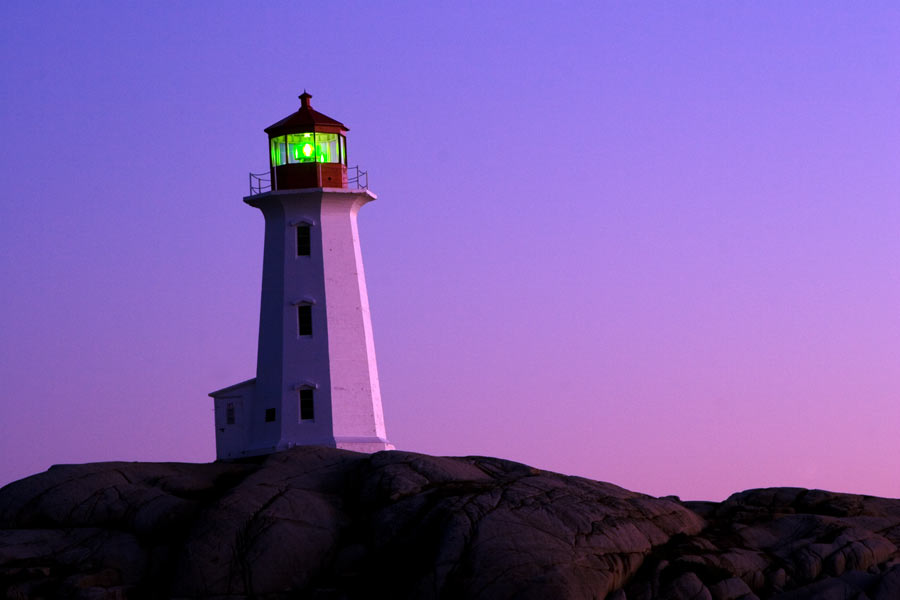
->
298, 305, 313, 336
270, 136, 286, 166
299, 389, 314, 421
281, 132, 342, 164
296, 225, 311, 256
315, 133, 339, 163
265, 408, 276, 422
226, 402, 235, 425
287, 133, 316, 164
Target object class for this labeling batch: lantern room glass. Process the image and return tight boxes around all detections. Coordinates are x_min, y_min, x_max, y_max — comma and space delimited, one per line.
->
287, 133, 316, 163
270, 132, 347, 167
315, 133, 338, 163
270, 136, 286, 166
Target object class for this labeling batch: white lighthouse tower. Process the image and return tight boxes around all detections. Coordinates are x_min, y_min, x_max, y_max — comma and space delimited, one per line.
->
209, 92, 394, 458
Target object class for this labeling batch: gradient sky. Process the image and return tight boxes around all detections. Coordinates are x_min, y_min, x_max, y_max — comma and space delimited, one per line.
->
1, 2, 898, 501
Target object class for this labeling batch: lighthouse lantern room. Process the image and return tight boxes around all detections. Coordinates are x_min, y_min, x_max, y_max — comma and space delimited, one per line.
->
209, 92, 393, 458
266, 91, 348, 190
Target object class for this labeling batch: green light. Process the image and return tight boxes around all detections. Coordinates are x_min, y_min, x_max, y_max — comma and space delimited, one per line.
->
302, 143, 313, 157
270, 136, 286, 166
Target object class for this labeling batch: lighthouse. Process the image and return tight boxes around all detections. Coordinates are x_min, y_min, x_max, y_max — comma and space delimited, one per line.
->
209, 92, 394, 458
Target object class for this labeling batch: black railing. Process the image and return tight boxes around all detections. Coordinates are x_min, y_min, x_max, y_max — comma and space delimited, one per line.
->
348, 165, 368, 190
247, 166, 368, 196
249, 171, 271, 195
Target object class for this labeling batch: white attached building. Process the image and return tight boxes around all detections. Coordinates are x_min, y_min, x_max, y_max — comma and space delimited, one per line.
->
210, 92, 394, 458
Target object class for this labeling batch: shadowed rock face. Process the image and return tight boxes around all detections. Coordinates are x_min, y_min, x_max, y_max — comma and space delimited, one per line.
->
0, 448, 897, 599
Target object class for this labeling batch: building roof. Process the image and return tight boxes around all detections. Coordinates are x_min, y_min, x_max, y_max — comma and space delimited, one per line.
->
264, 92, 348, 136
208, 378, 256, 398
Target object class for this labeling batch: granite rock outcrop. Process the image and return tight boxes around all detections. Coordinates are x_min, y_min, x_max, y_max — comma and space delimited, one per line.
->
0, 447, 898, 599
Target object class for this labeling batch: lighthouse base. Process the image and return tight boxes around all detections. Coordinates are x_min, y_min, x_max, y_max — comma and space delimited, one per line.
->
335, 436, 396, 452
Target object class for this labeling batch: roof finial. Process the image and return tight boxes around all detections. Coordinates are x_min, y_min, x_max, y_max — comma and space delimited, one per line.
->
299, 90, 312, 109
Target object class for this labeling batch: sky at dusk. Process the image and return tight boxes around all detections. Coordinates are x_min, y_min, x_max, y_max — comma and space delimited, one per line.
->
1, 2, 898, 501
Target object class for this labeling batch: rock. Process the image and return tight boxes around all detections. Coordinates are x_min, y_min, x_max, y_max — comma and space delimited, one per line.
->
1, 448, 899, 599
707, 576, 757, 600
662, 572, 712, 599
769, 576, 869, 599
622, 487, 900, 600
871, 564, 900, 600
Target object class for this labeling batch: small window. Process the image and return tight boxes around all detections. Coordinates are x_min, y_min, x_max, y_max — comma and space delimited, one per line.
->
265, 408, 276, 422
270, 136, 286, 166
315, 132, 339, 163
287, 132, 316, 164
299, 389, 314, 421
297, 225, 311, 256
298, 305, 312, 336
226, 402, 235, 425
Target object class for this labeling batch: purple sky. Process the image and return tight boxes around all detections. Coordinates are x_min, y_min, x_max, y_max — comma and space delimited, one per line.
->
2, 3, 898, 501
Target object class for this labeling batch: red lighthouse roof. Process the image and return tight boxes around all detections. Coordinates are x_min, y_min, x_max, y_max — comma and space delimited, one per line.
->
264, 92, 348, 136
